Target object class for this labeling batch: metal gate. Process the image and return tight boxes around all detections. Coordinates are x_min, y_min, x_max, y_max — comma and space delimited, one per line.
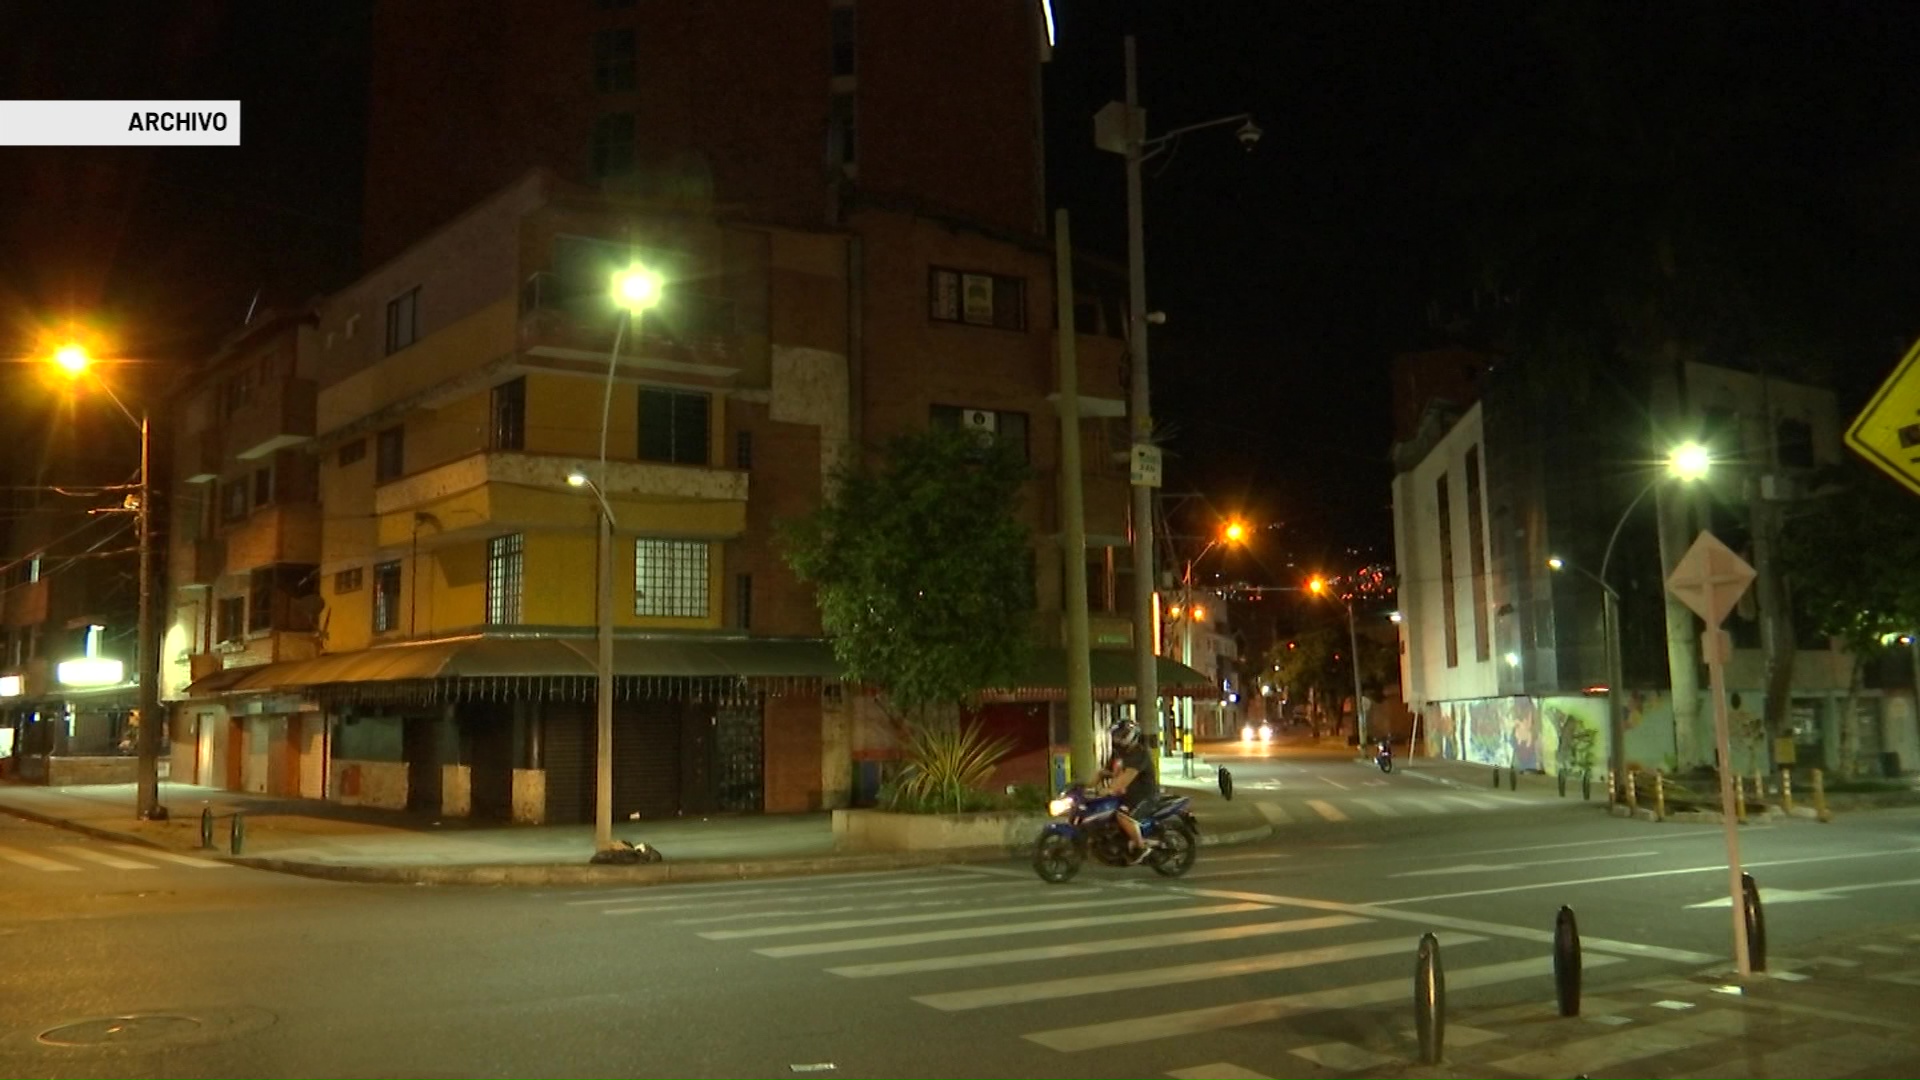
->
714, 703, 764, 812
613, 699, 682, 820
543, 702, 592, 825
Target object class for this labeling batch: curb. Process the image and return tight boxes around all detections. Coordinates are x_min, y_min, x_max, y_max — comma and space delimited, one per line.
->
0, 800, 180, 851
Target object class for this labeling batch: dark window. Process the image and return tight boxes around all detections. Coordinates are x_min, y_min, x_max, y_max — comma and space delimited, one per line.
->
593, 28, 635, 92
634, 539, 709, 617
248, 567, 275, 633
828, 92, 855, 167
591, 113, 636, 177
376, 426, 405, 483
829, 6, 855, 76
490, 377, 526, 451
334, 567, 363, 594
639, 388, 710, 465
253, 466, 275, 508
217, 597, 246, 642
338, 438, 367, 467
221, 480, 249, 522
735, 430, 753, 470
1436, 474, 1458, 668
735, 572, 752, 630
928, 267, 1025, 330
385, 288, 419, 354
1464, 446, 1490, 663
929, 405, 1030, 462
486, 534, 524, 626
1777, 418, 1816, 469
373, 561, 403, 633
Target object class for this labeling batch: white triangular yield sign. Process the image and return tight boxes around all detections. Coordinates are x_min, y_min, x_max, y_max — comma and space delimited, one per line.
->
1666, 531, 1756, 627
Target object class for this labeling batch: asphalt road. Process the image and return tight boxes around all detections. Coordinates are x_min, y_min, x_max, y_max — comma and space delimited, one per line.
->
2, 786, 1917, 1078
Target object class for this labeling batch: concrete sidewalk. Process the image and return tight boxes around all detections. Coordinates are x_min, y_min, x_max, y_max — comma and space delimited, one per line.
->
0, 777, 1273, 887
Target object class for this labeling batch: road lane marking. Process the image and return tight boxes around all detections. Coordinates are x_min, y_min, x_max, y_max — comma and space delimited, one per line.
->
0, 845, 80, 872
1450, 833, 1703, 860
1024, 955, 1624, 1051
1352, 798, 1398, 817
1149, 884, 1721, 964
699, 894, 1165, 940
1305, 799, 1348, 822
560, 868, 962, 899
1400, 798, 1448, 814
1394, 851, 1660, 878
1253, 802, 1291, 824
755, 902, 1268, 958
674, 896, 982, 924
1320, 777, 1350, 790
570, 871, 987, 906
1289, 1043, 1396, 1072
591, 879, 1019, 914
1444, 795, 1505, 810
52, 846, 155, 870
1371, 846, 1920, 906
1207, 851, 1295, 862
1490, 1006, 1747, 1075
915, 931, 1485, 1011
826, 914, 1369, 978
112, 846, 229, 868
1168, 1064, 1272, 1079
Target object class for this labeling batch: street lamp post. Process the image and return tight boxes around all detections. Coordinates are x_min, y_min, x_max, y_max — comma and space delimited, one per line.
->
1554, 442, 1711, 788
577, 264, 662, 859
1100, 37, 1259, 764
1309, 575, 1367, 745
48, 345, 164, 820
1174, 520, 1246, 772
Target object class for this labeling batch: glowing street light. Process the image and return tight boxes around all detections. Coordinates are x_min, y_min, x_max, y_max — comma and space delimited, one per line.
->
1668, 441, 1711, 482
53, 344, 91, 375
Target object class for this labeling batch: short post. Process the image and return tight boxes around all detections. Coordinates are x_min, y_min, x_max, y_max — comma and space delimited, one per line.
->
1653, 771, 1667, 820
1414, 932, 1445, 1065
1741, 872, 1767, 973
1752, 770, 1763, 807
1735, 777, 1747, 824
1553, 905, 1581, 1017
1582, 770, 1592, 801
1813, 768, 1832, 823
1492, 765, 1501, 788
1781, 768, 1794, 814
1558, 770, 1568, 798
1625, 770, 1638, 812
230, 810, 245, 856
1606, 769, 1617, 805
1508, 765, 1517, 791
199, 805, 214, 850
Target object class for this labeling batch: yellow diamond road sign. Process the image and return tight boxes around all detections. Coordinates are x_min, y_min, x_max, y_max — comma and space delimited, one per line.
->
1846, 335, 1920, 497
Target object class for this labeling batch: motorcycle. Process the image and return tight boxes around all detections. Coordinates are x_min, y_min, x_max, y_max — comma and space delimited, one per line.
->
1375, 737, 1393, 773
1031, 785, 1199, 884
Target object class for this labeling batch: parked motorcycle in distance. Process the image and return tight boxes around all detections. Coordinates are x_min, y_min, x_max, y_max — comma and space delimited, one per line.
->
1375, 736, 1394, 773
1032, 785, 1198, 884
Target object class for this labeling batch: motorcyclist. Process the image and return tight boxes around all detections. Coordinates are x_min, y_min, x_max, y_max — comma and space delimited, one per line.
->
1095, 718, 1158, 863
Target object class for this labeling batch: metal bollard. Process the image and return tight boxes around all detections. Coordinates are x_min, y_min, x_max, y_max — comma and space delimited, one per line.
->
1558, 771, 1568, 798
1492, 765, 1502, 788
1813, 768, 1832, 823
1735, 778, 1747, 824
230, 810, 245, 856
200, 806, 215, 850
1741, 872, 1767, 973
1752, 770, 1763, 806
1509, 766, 1517, 791
1625, 770, 1638, 812
1781, 769, 1794, 814
1554, 905, 1582, 1017
1653, 772, 1667, 820
1414, 932, 1446, 1064
1582, 771, 1592, 801
1606, 769, 1617, 805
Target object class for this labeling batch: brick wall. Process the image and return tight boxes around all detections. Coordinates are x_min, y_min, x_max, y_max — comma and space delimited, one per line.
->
764, 691, 823, 812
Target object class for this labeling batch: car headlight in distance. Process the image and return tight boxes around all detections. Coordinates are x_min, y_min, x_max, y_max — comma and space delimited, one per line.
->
1241, 725, 1255, 741
1048, 797, 1074, 816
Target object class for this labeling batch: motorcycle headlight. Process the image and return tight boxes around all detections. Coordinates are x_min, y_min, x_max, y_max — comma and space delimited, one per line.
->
1047, 797, 1074, 817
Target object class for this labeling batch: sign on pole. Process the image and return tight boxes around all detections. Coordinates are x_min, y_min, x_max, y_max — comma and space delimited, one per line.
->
1130, 443, 1163, 488
1666, 531, 1758, 979
1845, 336, 1920, 498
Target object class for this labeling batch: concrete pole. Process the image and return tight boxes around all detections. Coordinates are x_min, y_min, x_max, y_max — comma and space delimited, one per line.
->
1122, 35, 1162, 768
1705, 626, 1753, 978
1347, 600, 1365, 745
1650, 366, 1703, 766
135, 411, 163, 820
594, 506, 614, 853
1053, 209, 1096, 785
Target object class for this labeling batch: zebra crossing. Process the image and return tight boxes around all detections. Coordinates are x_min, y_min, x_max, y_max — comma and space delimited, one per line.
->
0, 841, 230, 874
1221, 789, 1549, 824
556, 865, 1678, 1075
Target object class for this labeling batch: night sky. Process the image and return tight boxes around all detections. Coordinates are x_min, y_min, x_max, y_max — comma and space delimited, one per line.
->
6, 1, 1920, 594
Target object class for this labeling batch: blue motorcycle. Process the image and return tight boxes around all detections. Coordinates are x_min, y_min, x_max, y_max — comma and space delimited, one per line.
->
1032, 785, 1199, 884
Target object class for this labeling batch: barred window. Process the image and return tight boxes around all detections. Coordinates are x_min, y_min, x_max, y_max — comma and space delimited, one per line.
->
634, 539, 709, 618
334, 567, 364, 593
373, 561, 403, 633
486, 533, 524, 625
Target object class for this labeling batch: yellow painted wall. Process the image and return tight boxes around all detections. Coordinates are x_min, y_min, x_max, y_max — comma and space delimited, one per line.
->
525, 372, 637, 458
317, 298, 518, 432
527, 531, 726, 630
405, 391, 489, 477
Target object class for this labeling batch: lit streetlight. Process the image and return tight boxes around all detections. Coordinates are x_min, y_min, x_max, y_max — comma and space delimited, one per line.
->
1308, 574, 1369, 745
577, 261, 663, 859
1174, 519, 1248, 774
46, 343, 165, 820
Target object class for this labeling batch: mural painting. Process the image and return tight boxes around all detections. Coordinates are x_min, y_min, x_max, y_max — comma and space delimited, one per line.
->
1439, 697, 1543, 772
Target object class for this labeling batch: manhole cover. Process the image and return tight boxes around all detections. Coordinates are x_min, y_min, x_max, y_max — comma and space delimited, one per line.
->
39, 1014, 203, 1047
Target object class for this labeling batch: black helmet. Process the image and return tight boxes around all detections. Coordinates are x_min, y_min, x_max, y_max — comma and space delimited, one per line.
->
1109, 718, 1140, 749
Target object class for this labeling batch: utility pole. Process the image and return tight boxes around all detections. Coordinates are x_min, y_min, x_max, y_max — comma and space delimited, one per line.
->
135, 410, 164, 820
1119, 35, 1162, 766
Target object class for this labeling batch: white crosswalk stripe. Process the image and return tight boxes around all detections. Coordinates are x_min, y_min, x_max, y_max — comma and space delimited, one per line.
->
112, 846, 231, 868
54, 845, 158, 870
1351, 797, 1398, 817
1304, 799, 1348, 822
0, 844, 82, 871
0, 842, 220, 872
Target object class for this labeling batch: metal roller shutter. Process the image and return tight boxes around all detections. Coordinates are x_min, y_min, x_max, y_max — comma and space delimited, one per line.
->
543, 702, 592, 825
613, 698, 682, 820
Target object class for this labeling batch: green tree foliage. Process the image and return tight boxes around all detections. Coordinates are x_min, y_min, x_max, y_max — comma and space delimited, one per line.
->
1265, 621, 1396, 716
1778, 464, 1920, 655
780, 427, 1035, 717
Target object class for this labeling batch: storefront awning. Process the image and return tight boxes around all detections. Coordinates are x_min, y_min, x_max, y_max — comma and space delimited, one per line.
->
185, 635, 843, 697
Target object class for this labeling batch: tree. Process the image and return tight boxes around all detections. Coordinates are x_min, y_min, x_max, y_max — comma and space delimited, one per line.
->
780, 427, 1035, 722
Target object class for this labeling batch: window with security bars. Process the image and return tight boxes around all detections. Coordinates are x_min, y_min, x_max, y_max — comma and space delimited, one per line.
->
373, 561, 402, 633
634, 539, 709, 618
486, 534, 524, 625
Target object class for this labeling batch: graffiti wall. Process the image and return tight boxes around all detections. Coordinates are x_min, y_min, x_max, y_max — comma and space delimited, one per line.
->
1428, 695, 1609, 776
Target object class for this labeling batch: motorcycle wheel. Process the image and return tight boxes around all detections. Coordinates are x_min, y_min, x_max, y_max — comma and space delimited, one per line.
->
1379, 757, 1393, 774
1148, 824, 1198, 878
1032, 832, 1083, 884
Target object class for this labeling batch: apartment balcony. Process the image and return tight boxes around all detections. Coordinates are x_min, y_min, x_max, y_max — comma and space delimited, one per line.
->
228, 377, 318, 461
206, 629, 322, 671
219, 504, 323, 573
372, 450, 749, 547
170, 536, 225, 589
181, 427, 223, 484
518, 271, 742, 378
3, 580, 48, 626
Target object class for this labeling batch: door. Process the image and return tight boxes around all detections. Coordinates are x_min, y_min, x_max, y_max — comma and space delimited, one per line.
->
462, 702, 515, 821
403, 715, 442, 813
226, 717, 245, 790
542, 703, 592, 825
195, 713, 215, 787
713, 703, 764, 812
613, 698, 682, 820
